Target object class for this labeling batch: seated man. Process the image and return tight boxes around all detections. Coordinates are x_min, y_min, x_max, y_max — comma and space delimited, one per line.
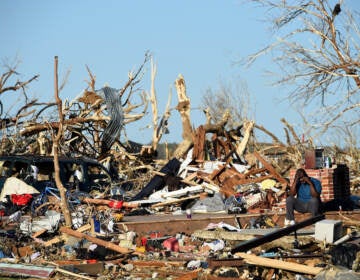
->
285, 168, 322, 226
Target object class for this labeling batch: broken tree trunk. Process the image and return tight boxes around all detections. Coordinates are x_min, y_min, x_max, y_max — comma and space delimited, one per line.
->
52, 56, 72, 227
150, 58, 171, 152
235, 120, 254, 157
173, 74, 193, 159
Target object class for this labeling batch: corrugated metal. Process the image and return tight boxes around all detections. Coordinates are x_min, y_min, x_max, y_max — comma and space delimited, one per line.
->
0, 263, 55, 278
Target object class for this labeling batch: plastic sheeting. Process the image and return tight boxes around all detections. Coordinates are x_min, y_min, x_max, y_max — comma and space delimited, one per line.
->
0, 177, 39, 202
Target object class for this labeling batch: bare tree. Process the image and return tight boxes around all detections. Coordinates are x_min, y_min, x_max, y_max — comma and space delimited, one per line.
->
245, 0, 360, 136
2, 53, 151, 158
0, 60, 40, 131
201, 79, 252, 129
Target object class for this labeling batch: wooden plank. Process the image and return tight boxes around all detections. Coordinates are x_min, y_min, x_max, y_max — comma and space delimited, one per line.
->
55, 267, 95, 280
151, 194, 201, 208
31, 228, 47, 238
253, 151, 288, 185
44, 236, 63, 247
174, 268, 202, 280
223, 174, 274, 186
243, 167, 268, 177
60, 226, 133, 254
207, 257, 245, 268
236, 252, 323, 275
60, 262, 104, 277
160, 185, 204, 198
183, 171, 198, 183
43, 223, 91, 247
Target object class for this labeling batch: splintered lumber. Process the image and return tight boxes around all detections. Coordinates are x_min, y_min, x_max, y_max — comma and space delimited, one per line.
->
151, 194, 201, 208
236, 252, 323, 275
60, 226, 132, 254
160, 185, 204, 198
231, 214, 325, 253
253, 151, 288, 186
43, 224, 91, 247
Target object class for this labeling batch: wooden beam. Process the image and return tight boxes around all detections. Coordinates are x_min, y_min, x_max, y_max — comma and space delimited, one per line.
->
236, 252, 323, 275
60, 227, 133, 254
174, 268, 202, 280
231, 214, 325, 253
151, 194, 202, 208
253, 151, 288, 185
55, 267, 95, 280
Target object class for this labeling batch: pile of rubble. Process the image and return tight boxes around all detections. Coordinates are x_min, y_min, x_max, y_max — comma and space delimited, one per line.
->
1, 57, 360, 279
0, 148, 359, 279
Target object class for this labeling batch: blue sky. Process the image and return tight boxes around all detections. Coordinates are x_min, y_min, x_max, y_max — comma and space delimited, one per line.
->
1, 1, 359, 145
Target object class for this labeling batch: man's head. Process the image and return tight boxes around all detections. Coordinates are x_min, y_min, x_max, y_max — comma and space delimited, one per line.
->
295, 168, 309, 183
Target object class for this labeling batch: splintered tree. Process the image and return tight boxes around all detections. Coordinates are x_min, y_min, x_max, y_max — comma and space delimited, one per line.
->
246, 0, 360, 137
172, 74, 254, 162
149, 57, 171, 154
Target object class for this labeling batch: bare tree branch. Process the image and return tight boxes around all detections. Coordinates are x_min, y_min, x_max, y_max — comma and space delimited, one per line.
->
246, 0, 360, 135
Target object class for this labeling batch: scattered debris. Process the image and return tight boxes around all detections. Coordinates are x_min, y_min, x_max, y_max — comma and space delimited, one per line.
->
0, 57, 359, 279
